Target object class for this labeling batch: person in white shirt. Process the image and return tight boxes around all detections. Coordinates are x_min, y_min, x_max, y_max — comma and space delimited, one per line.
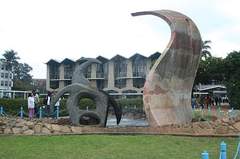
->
28, 93, 35, 119
46, 91, 52, 117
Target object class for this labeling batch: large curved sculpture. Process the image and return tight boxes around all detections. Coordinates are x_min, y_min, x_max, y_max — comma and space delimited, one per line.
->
132, 10, 202, 126
51, 58, 122, 127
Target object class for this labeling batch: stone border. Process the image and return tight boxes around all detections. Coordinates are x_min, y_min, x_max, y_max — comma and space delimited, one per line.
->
1, 117, 240, 137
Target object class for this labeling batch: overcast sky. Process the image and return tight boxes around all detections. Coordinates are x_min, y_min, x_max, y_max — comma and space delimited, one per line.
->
0, 0, 239, 79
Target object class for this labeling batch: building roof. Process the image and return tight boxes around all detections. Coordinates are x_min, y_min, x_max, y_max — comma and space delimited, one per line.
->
110, 54, 127, 61
46, 59, 60, 64
61, 58, 75, 64
96, 56, 109, 63
148, 52, 161, 60
196, 84, 226, 91
129, 53, 147, 60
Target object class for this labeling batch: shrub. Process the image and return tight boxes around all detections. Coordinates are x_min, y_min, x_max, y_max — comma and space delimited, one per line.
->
0, 98, 27, 116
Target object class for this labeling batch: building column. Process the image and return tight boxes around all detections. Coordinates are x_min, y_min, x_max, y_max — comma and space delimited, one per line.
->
107, 61, 114, 89
146, 59, 152, 75
59, 64, 65, 89
126, 60, 133, 88
90, 64, 97, 88
46, 64, 50, 91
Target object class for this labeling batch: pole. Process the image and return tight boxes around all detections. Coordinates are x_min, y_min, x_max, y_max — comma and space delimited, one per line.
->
56, 106, 59, 119
20, 106, 23, 118
201, 151, 209, 159
220, 141, 227, 159
39, 107, 42, 119
0, 106, 3, 115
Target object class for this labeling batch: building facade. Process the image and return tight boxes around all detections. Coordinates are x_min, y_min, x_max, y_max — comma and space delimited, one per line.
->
46, 52, 161, 97
0, 59, 13, 90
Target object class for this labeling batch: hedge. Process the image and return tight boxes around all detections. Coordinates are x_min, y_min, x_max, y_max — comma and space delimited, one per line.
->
0, 97, 144, 116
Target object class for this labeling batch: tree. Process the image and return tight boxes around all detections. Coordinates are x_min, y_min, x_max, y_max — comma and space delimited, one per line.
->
2, 49, 33, 91
223, 51, 240, 108
13, 63, 33, 90
195, 56, 224, 85
2, 50, 20, 90
201, 40, 212, 60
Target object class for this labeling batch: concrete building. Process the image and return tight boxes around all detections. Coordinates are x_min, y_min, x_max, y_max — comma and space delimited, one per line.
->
0, 59, 13, 90
46, 52, 161, 97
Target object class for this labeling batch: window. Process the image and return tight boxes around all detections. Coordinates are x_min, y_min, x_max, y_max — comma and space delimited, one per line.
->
64, 64, 73, 79
5, 81, 8, 86
1, 73, 4, 78
1, 66, 4, 70
49, 64, 60, 79
5, 73, 8, 78
1, 81, 4, 86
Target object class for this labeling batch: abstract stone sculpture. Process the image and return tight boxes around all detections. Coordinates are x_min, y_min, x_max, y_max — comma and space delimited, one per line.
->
51, 58, 122, 127
132, 10, 202, 126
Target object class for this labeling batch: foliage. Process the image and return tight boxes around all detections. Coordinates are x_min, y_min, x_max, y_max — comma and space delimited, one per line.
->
201, 40, 212, 60
116, 98, 143, 108
1, 49, 33, 91
195, 56, 224, 85
13, 63, 33, 90
0, 98, 27, 115
223, 51, 240, 108
0, 97, 144, 116
0, 135, 238, 159
2, 49, 20, 71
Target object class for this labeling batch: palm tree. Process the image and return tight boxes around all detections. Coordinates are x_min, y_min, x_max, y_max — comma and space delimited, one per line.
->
201, 40, 212, 60
2, 50, 20, 90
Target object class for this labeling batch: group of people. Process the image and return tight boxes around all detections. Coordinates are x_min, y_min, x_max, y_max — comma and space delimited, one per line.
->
192, 94, 226, 109
27, 91, 61, 119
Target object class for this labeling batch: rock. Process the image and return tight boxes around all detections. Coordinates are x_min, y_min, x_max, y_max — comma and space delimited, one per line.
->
15, 122, 25, 128
222, 118, 229, 123
22, 126, 29, 131
34, 124, 42, 134
60, 126, 71, 133
44, 123, 52, 130
4, 128, 12, 134
215, 125, 229, 134
71, 126, 82, 133
41, 127, 51, 134
25, 121, 34, 127
198, 121, 212, 129
233, 122, 240, 131
0, 121, 6, 126
23, 129, 34, 135
12, 128, 22, 134
52, 124, 61, 132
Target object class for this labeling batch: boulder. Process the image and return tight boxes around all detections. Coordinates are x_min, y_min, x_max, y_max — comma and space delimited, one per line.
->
23, 129, 34, 135
12, 128, 22, 134
71, 126, 83, 133
4, 128, 12, 134
60, 126, 71, 133
34, 124, 42, 134
41, 127, 51, 134
52, 124, 61, 132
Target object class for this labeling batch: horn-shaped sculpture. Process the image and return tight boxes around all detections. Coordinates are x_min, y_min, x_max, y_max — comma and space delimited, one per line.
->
51, 58, 122, 127
132, 10, 202, 126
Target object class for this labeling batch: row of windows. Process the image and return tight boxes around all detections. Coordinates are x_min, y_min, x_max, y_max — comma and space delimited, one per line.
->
0, 80, 12, 87
0, 72, 12, 79
49, 62, 146, 80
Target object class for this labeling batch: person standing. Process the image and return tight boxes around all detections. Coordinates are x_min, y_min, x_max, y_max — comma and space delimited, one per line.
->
28, 93, 35, 119
46, 91, 52, 117
32, 90, 40, 116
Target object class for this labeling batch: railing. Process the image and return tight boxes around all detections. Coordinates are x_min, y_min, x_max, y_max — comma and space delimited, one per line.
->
201, 139, 240, 159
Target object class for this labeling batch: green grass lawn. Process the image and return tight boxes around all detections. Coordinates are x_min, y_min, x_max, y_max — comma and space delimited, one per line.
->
0, 135, 239, 159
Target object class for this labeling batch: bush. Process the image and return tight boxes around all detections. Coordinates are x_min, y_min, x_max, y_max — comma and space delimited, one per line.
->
0, 97, 144, 116
116, 98, 143, 109
0, 98, 27, 116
